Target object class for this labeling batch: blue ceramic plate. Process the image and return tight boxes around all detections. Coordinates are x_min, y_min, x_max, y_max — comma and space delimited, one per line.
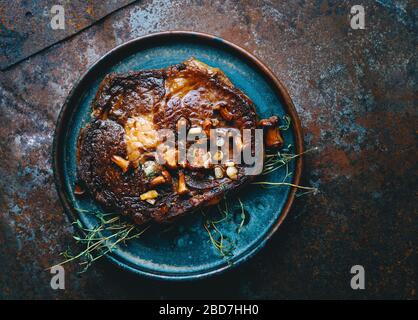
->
53, 31, 303, 280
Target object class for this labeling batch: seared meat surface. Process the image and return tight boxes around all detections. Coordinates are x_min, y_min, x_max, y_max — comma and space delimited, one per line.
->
77, 58, 283, 225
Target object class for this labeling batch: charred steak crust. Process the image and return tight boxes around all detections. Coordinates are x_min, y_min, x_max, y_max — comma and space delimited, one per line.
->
77, 58, 275, 225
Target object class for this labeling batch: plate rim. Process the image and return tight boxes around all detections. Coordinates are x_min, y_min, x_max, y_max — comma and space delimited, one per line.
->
52, 30, 304, 280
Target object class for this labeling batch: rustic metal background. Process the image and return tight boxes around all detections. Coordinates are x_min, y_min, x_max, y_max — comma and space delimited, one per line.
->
0, 0, 136, 69
0, 0, 416, 299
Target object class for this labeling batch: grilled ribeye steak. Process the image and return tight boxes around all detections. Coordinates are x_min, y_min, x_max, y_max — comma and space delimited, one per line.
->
77, 58, 283, 225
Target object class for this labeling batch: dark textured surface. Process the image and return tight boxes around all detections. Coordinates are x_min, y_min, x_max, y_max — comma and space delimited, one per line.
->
0, 0, 416, 299
0, 0, 135, 69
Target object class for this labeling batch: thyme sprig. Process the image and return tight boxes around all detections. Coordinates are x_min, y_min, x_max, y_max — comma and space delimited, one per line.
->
201, 197, 235, 259
252, 181, 319, 194
49, 210, 150, 273
201, 195, 249, 261
279, 114, 292, 130
262, 146, 319, 176
255, 146, 319, 194
237, 198, 246, 234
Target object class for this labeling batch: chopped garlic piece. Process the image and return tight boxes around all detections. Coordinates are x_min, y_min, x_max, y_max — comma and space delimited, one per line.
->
214, 166, 224, 179
225, 161, 235, 167
226, 166, 238, 180
143, 161, 158, 177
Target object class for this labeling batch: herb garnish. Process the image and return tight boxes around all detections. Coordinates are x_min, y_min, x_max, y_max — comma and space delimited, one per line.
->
49, 210, 149, 273
51, 114, 318, 271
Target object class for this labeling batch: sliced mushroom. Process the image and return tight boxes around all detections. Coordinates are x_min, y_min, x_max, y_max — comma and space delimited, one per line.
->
111, 155, 130, 173
177, 171, 189, 195
259, 116, 284, 149
265, 127, 284, 148
162, 147, 177, 169
150, 175, 166, 187
258, 115, 279, 127
161, 170, 172, 183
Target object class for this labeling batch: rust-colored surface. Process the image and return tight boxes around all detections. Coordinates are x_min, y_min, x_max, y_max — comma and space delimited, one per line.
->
0, 0, 416, 299
0, 0, 136, 69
